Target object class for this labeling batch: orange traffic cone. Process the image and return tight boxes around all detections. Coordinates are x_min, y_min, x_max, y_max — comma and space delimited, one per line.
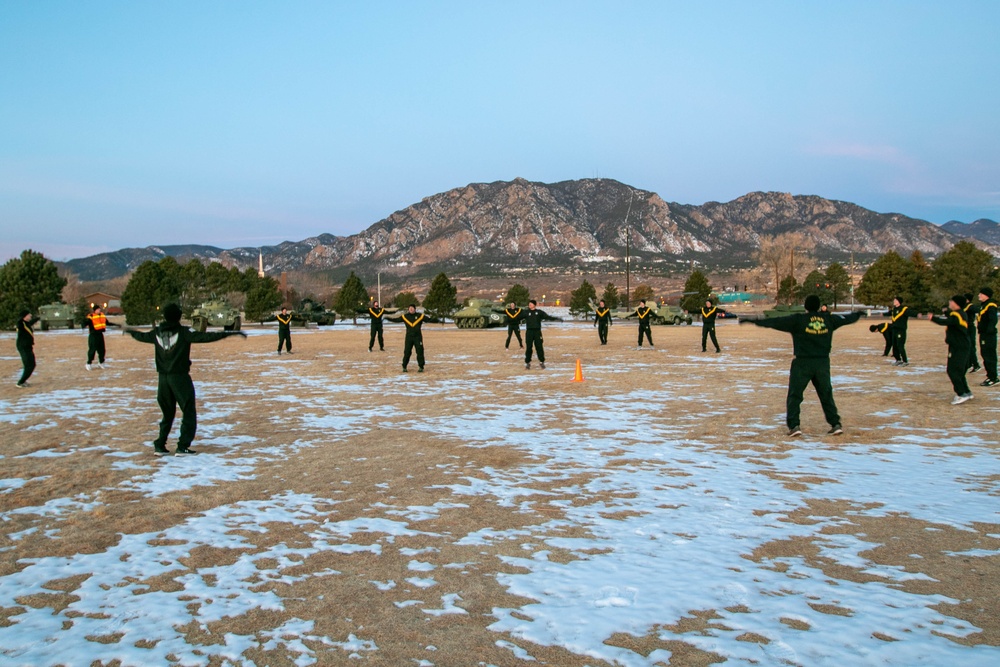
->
572, 358, 585, 382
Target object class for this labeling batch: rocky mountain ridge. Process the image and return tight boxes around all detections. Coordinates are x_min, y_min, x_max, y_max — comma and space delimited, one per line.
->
60, 179, 997, 281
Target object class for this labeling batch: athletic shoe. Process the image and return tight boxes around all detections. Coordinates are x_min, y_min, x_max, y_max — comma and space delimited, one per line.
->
15, 382, 28, 388
788, 427, 802, 437
952, 394, 973, 405
85, 364, 92, 371
418, 367, 424, 373
540, 363, 546, 369
368, 348, 372, 352
402, 366, 408, 373
827, 424, 844, 436
99, 363, 106, 369
980, 379, 998, 387
715, 349, 721, 353
899, 362, 909, 367
175, 448, 199, 455
525, 363, 531, 370
153, 447, 170, 456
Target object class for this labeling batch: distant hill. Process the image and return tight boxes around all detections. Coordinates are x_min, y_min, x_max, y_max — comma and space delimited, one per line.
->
941, 218, 1000, 245
59, 179, 997, 281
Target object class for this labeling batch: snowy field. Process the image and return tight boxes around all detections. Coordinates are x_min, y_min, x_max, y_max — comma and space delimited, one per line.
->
1, 320, 998, 666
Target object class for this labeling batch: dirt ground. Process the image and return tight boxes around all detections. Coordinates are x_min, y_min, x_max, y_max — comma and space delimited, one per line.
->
1, 318, 998, 666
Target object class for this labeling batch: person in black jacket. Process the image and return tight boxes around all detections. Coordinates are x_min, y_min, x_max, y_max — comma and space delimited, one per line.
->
400, 304, 427, 372
976, 287, 997, 386
126, 303, 246, 455
888, 297, 912, 365
633, 300, 654, 347
869, 322, 894, 356
594, 300, 612, 345
930, 295, 972, 404
964, 293, 981, 373
700, 299, 725, 352
744, 295, 862, 436
368, 301, 385, 352
524, 299, 558, 369
85, 305, 119, 369
504, 303, 524, 349
276, 307, 293, 355
15, 310, 40, 387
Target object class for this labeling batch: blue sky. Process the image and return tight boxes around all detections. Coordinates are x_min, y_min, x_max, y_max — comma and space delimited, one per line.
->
2, 1, 998, 262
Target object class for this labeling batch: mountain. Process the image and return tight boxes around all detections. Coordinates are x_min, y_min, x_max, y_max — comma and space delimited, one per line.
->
61, 179, 996, 281
940, 218, 1000, 245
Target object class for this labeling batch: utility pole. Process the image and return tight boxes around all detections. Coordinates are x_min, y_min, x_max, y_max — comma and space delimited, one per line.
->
624, 190, 634, 309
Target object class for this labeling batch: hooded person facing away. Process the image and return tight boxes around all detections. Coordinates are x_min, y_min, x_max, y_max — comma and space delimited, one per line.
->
126, 303, 246, 455
743, 295, 863, 437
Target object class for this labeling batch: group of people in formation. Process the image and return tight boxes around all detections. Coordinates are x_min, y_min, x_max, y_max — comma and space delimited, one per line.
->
10, 286, 999, 452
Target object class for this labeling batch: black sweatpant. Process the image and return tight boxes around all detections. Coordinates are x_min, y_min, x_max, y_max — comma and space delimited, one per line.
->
278, 329, 292, 353
893, 330, 908, 363
18, 346, 35, 385
881, 332, 893, 356
702, 326, 719, 352
369, 326, 383, 351
87, 332, 106, 364
597, 322, 609, 345
525, 329, 544, 363
638, 322, 653, 347
947, 346, 971, 396
786, 357, 840, 430
967, 327, 980, 370
155, 373, 197, 448
981, 334, 998, 381
402, 335, 424, 369
506, 326, 523, 349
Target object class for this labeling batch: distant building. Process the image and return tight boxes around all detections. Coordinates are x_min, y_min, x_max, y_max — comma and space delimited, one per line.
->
85, 292, 122, 315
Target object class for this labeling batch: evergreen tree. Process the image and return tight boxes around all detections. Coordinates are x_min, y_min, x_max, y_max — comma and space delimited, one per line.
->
568, 280, 598, 318
854, 251, 915, 307
0, 249, 68, 329
601, 282, 620, 309
680, 270, 712, 312
205, 261, 238, 295
180, 259, 208, 315
798, 269, 832, 304
504, 283, 530, 306
931, 240, 995, 300
632, 284, 655, 304
423, 272, 458, 321
908, 251, 935, 313
776, 275, 799, 305
824, 263, 852, 309
121, 260, 183, 324
333, 272, 369, 324
243, 275, 283, 323
393, 291, 420, 308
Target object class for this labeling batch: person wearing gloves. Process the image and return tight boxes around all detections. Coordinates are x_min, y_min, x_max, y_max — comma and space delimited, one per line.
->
929, 295, 972, 404
978, 287, 998, 386
594, 300, 612, 345
126, 303, 247, 455
742, 294, 862, 437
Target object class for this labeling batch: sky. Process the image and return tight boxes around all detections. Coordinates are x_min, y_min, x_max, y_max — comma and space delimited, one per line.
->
2, 1, 999, 262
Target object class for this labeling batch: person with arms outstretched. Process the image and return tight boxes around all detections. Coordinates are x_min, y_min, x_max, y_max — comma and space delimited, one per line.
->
633, 299, 654, 348
888, 297, 912, 365
126, 303, 246, 455
929, 295, 973, 404
85, 305, 119, 369
524, 299, 558, 369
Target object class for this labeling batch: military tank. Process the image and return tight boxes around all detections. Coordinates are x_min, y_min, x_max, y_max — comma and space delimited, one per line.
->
650, 303, 693, 326
191, 299, 242, 332
763, 304, 807, 318
292, 299, 337, 326
453, 299, 508, 329
38, 302, 75, 331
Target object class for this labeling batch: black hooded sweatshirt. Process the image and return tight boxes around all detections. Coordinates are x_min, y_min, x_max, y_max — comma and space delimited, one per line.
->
128, 321, 238, 374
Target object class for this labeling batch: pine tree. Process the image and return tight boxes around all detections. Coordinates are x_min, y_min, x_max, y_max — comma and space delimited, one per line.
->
601, 283, 620, 309
931, 241, 995, 301
0, 249, 68, 329
121, 260, 184, 325
632, 284, 655, 304
504, 284, 530, 306
393, 291, 420, 309
568, 280, 597, 318
423, 273, 458, 321
333, 272, 369, 324
854, 252, 915, 307
799, 269, 832, 304
244, 275, 283, 323
776, 275, 799, 305
680, 270, 712, 312
824, 263, 852, 309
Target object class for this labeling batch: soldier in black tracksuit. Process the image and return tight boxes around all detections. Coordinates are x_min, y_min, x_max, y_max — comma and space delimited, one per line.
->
276, 308, 293, 354
369, 302, 385, 352
15, 310, 39, 387
930, 295, 972, 403
964, 294, 981, 373
888, 297, 912, 365
524, 299, 558, 369
634, 300, 654, 347
127, 303, 246, 455
401, 305, 427, 372
869, 322, 894, 356
594, 300, 612, 345
701, 299, 725, 352
746, 295, 862, 436
976, 287, 997, 386
504, 303, 525, 349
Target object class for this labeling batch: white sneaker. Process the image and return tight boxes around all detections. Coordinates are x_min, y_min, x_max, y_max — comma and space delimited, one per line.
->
952, 394, 973, 405
99, 363, 106, 369
85, 364, 92, 371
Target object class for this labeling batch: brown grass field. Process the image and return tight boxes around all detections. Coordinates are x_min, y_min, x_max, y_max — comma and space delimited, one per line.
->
1, 318, 998, 666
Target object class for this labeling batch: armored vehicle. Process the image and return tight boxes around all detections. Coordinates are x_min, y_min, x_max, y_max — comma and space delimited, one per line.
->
763, 304, 807, 318
38, 302, 75, 330
292, 299, 337, 327
650, 303, 693, 325
191, 299, 241, 332
453, 299, 508, 329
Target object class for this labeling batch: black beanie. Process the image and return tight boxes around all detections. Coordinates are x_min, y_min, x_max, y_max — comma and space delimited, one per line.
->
869, 324, 878, 332
18, 309, 30, 319
804, 295, 821, 312
163, 303, 183, 323
981, 286, 994, 299
952, 294, 967, 309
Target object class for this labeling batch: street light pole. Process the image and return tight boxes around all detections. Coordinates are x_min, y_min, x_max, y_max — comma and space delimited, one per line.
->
624, 190, 633, 309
